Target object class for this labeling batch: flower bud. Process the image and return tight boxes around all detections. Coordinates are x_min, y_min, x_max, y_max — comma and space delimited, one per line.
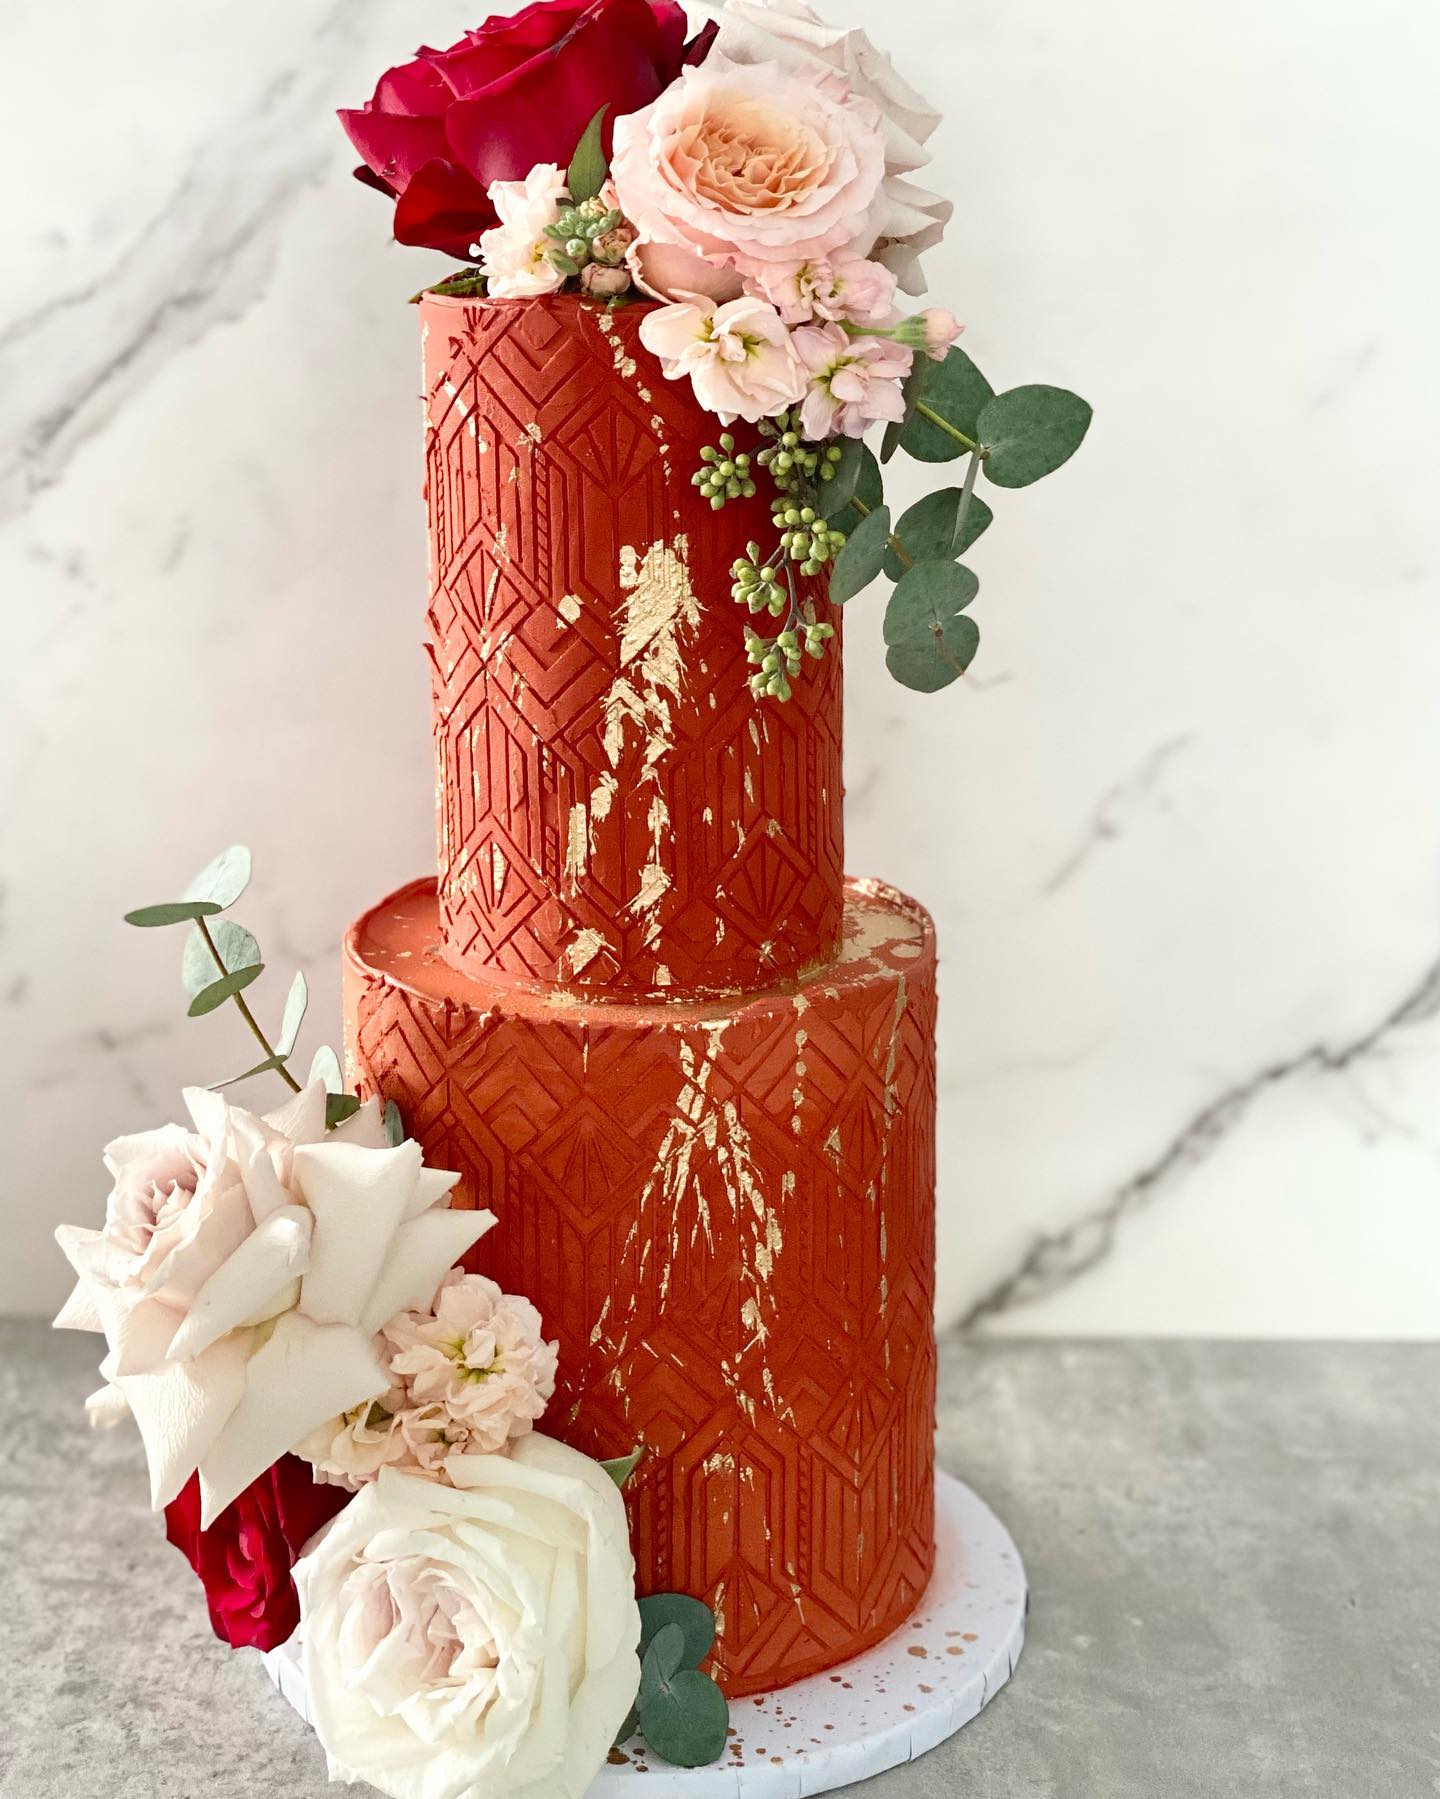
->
580, 262, 632, 298
591, 225, 637, 266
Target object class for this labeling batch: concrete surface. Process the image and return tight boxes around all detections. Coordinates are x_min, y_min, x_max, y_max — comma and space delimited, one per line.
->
2, 1324, 1436, 1798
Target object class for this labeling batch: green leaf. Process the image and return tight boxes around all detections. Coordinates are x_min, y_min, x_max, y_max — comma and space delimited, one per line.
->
383, 1099, 406, 1147
640, 1623, 687, 1698
900, 348, 994, 463
883, 488, 992, 580
210, 1054, 288, 1090
548, 251, 582, 278
817, 438, 864, 518
881, 354, 932, 464
638, 1593, 714, 1668
886, 618, 980, 690
828, 504, 890, 603
883, 560, 982, 693
309, 1045, 344, 1094
326, 1092, 362, 1129
183, 845, 251, 911
414, 269, 487, 302
187, 964, 265, 1017
276, 970, 309, 1057
828, 444, 882, 536
637, 1667, 729, 1768
612, 1706, 640, 1749
181, 919, 260, 998
124, 900, 224, 928
977, 385, 1092, 488
567, 105, 610, 203
601, 1447, 644, 1489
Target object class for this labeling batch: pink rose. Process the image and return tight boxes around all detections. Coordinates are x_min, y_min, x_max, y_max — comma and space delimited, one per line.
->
611, 52, 887, 290
793, 322, 912, 438
639, 295, 806, 423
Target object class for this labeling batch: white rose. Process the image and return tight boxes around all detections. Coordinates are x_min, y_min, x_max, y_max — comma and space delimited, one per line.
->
689, 0, 953, 292
295, 1439, 641, 1799
55, 1082, 494, 1524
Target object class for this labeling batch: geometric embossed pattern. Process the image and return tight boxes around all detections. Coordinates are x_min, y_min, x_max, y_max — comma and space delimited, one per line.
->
421, 294, 845, 998
344, 877, 937, 1698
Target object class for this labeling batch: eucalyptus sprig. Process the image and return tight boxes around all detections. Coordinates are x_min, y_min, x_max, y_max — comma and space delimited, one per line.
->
123, 844, 376, 1130
702, 346, 1092, 699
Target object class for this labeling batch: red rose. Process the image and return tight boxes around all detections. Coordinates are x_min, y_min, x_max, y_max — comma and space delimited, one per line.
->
163, 1455, 349, 1653
339, 0, 716, 257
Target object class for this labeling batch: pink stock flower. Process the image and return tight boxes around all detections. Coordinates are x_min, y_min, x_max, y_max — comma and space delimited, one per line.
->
792, 322, 912, 438
611, 53, 887, 286
639, 294, 806, 423
753, 256, 898, 327
914, 306, 963, 360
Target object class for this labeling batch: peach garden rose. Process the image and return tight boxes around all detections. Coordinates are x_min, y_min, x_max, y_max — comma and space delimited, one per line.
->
610, 52, 887, 298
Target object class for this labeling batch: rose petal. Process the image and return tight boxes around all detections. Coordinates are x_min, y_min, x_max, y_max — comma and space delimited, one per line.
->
111, 1329, 251, 1510
360, 1207, 498, 1334
165, 1206, 313, 1363
294, 1141, 422, 1326
198, 1313, 388, 1525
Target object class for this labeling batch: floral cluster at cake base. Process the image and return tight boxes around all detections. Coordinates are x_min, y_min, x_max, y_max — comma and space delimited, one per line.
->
57, 846, 729, 1797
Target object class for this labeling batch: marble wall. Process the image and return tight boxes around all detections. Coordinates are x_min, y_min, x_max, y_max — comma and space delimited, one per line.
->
4, 0, 1438, 1333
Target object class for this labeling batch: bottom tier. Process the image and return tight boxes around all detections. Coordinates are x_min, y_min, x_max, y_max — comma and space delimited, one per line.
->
343, 877, 938, 1697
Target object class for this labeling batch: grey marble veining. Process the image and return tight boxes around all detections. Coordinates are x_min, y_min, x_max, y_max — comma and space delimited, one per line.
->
4, 1323, 1437, 1798
4, 0, 1440, 1335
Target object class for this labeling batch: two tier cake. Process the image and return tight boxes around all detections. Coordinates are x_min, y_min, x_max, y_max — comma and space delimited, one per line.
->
343, 293, 939, 1695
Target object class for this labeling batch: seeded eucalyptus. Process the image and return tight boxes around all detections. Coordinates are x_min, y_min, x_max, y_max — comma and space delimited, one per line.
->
699, 347, 1092, 703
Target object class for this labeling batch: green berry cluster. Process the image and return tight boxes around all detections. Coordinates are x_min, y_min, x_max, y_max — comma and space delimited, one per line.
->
769, 499, 846, 577
744, 620, 836, 701
543, 198, 625, 277
756, 413, 846, 494
694, 434, 757, 509
730, 542, 787, 614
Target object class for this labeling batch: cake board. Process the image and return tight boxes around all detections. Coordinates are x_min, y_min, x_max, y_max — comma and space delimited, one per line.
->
263, 1473, 1026, 1797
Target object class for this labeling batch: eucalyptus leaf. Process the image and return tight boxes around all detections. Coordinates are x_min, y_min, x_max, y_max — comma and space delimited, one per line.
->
883, 489, 992, 581
325, 1092, 362, 1129
637, 1667, 729, 1768
828, 444, 882, 536
183, 844, 252, 911
977, 385, 1092, 488
124, 900, 224, 928
817, 438, 864, 518
884, 561, 980, 645
566, 105, 610, 203
612, 1706, 640, 1749
828, 504, 890, 603
601, 1447, 644, 1489
275, 970, 308, 1057
881, 354, 931, 464
416, 270, 487, 302
900, 348, 994, 463
638, 1593, 715, 1668
886, 616, 980, 691
210, 1054, 288, 1090
187, 964, 265, 1017
309, 1045, 344, 1094
182, 919, 261, 998
640, 1624, 687, 1702
383, 1099, 406, 1147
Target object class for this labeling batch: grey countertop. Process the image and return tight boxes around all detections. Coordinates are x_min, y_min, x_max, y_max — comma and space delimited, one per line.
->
2, 1322, 1435, 1798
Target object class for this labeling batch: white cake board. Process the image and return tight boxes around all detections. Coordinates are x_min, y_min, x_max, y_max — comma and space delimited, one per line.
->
263, 1472, 1026, 1797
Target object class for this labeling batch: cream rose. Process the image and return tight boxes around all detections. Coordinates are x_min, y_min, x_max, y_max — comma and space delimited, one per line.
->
295, 1441, 641, 1799
689, 0, 952, 292
55, 1082, 493, 1524
610, 51, 887, 288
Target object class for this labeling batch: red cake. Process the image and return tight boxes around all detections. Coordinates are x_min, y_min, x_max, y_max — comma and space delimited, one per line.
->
344, 292, 937, 1697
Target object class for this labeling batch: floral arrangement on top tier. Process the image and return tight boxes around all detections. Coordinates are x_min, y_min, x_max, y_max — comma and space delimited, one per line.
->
341, 0, 1091, 704
55, 844, 730, 1798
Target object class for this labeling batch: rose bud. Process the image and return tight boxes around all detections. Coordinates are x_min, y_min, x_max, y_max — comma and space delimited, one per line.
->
581, 262, 633, 297
591, 225, 638, 267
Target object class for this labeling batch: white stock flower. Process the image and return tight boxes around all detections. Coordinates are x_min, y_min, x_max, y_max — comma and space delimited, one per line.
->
295, 1440, 641, 1799
54, 1082, 493, 1525
690, 0, 953, 292
476, 164, 569, 298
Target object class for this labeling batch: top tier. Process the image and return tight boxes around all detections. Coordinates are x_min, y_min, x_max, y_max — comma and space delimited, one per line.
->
421, 294, 844, 999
